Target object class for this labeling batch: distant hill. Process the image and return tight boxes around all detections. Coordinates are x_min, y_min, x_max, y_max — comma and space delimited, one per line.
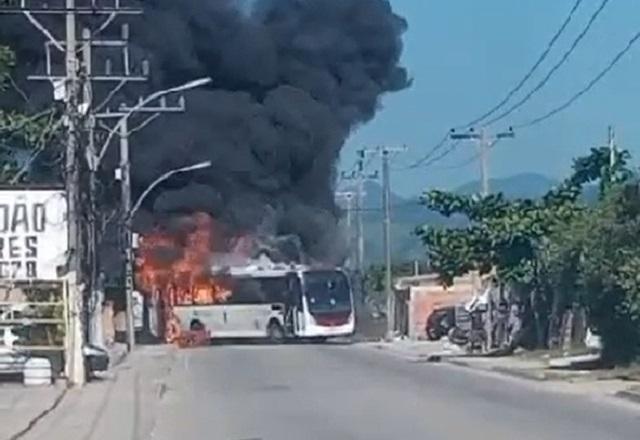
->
343, 173, 559, 264
455, 172, 558, 199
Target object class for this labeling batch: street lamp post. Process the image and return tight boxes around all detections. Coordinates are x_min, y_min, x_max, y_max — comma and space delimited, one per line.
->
123, 160, 212, 349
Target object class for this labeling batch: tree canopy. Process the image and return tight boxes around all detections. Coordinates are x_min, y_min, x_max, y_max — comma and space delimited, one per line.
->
0, 44, 61, 184
417, 147, 640, 362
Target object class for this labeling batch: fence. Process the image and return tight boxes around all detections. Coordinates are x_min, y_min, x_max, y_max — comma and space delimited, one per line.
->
0, 280, 68, 375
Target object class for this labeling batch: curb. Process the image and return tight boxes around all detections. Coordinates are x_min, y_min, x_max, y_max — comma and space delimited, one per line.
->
442, 358, 549, 381
368, 343, 460, 364
9, 385, 68, 440
615, 389, 640, 405
490, 366, 548, 382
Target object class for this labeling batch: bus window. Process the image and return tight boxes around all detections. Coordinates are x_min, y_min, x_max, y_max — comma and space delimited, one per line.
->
227, 277, 288, 305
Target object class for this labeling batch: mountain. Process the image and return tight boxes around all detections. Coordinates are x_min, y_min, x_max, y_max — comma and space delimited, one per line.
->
455, 173, 558, 199
343, 173, 559, 264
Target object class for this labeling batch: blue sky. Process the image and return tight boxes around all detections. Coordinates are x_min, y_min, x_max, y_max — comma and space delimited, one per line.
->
343, 0, 640, 197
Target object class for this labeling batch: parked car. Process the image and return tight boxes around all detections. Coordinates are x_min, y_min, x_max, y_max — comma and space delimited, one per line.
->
425, 306, 455, 341
0, 346, 28, 375
83, 345, 109, 379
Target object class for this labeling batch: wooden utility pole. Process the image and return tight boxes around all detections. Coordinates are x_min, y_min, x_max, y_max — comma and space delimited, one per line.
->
450, 127, 515, 196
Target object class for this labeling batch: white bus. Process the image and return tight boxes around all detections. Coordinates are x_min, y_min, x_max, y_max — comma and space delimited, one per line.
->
151, 263, 355, 342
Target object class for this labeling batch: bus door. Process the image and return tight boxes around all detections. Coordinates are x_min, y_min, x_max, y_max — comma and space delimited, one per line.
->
286, 274, 303, 335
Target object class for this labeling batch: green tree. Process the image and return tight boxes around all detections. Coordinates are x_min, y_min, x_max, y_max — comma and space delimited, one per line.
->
416, 147, 633, 353
553, 181, 640, 364
0, 44, 61, 183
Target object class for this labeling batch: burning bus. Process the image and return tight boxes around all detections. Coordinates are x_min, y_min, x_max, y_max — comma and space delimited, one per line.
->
135, 214, 354, 344
175, 260, 353, 342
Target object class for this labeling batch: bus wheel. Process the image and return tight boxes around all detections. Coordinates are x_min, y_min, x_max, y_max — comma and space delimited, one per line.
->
267, 321, 285, 344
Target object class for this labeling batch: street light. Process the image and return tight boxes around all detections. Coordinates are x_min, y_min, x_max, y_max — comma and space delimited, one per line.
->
128, 160, 212, 220
122, 159, 212, 350
96, 78, 213, 165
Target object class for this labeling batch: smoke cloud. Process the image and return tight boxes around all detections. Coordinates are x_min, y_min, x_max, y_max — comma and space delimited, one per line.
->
1, 0, 410, 264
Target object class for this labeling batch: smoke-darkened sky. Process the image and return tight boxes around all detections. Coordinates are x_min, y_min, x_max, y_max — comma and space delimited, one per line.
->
0, 0, 410, 263
126, 0, 409, 262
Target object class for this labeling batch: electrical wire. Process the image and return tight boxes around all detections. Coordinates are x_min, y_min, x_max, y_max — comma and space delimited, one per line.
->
411, 141, 462, 170
483, 0, 610, 127
518, 28, 640, 128
459, 0, 584, 129
358, 0, 611, 173
438, 152, 482, 171
397, 0, 588, 172
393, 133, 449, 171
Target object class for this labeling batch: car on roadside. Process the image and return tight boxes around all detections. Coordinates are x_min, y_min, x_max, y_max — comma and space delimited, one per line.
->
0, 346, 28, 375
425, 306, 455, 341
83, 345, 110, 380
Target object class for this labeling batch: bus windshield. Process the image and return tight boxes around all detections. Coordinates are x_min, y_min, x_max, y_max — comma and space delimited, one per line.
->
303, 271, 352, 314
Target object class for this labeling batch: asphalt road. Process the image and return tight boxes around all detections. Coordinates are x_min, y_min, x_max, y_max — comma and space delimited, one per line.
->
153, 342, 640, 440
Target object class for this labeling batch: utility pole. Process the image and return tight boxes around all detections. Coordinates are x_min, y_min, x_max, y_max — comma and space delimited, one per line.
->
96, 97, 185, 350
450, 127, 515, 196
382, 149, 393, 339
379, 146, 407, 340
64, 0, 83, 386
335, 191, 355, 269
608, 125, 616, 173
1, 0, 142, 385
36, 14, 145, 351
341, 148, 378, 303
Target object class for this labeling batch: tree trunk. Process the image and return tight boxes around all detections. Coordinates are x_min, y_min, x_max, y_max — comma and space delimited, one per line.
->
530, 288, 548, 349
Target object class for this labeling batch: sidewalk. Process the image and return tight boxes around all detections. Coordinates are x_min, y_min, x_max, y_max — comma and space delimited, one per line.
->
363, 339, 640, 404
19, 345, 176, 440
0, 382, 67, 440
616, 385, 640, 404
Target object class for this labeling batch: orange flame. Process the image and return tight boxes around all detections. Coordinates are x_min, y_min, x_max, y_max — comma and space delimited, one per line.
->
135, 213, 233, 307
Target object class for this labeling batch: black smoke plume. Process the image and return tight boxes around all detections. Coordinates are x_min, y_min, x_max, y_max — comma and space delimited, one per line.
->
1, 0, 410, 264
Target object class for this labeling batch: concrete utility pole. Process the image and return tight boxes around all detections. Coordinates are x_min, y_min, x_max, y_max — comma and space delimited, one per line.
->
378, 146, 407, 340
335, 191, 355, 269
95, 77, 210, 349
64, 0, 83, 387
450, 127, 516, 196
608, 125, 616, 174
96, 98, 186, 350
341, 148, 378, 303
1, 0, 142, 385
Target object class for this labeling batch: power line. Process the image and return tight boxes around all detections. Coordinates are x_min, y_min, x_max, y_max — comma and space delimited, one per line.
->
518, 28, 640, 129
483, 0, 610, 127
460, 0, 584, 128
404, 140, 461, 170
393, 133, 449, 171
389, 0, 609, 172
398, 0, 589, 172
